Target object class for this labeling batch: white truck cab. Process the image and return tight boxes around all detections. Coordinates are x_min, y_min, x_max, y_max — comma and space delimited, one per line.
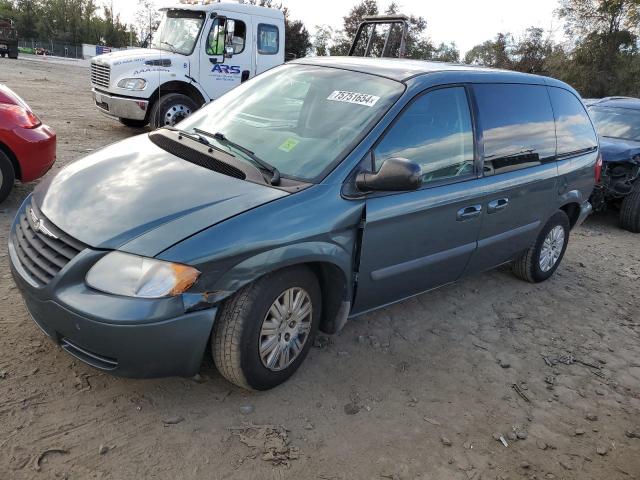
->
90, 1, 285, 128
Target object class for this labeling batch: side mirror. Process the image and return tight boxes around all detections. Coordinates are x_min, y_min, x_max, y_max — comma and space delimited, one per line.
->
224, 45, 234, 59
356, 157, 422, 192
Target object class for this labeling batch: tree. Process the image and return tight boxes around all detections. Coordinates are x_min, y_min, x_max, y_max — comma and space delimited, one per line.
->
465, 33, 513, 68
557, 0, 640, 97
512, 27, 554, 74
312, 25, 333, 56
134, 0, 160, 46
283, 7, 311, 58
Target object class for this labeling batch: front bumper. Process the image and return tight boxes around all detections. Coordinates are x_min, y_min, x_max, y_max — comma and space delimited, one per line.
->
8, 198, 216, 378
575, 200, 593, 228
92, 88, 148, 121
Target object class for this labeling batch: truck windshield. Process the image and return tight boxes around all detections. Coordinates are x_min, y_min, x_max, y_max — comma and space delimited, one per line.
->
178, 64, 405, 182
590, 106, 640, 142
151, 9, 205, 55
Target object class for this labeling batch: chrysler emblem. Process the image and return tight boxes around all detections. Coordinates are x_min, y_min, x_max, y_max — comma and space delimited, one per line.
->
29, 208, 58, 239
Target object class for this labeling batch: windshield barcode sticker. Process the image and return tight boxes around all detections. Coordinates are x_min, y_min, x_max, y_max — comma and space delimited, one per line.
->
327, 91, 380, 107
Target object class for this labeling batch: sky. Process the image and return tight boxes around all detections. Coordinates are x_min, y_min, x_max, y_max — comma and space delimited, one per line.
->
113, 0, 563, 55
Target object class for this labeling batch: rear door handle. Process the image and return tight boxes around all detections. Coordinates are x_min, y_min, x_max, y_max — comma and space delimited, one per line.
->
487, 198, 509, 214
456, 204, 482, 221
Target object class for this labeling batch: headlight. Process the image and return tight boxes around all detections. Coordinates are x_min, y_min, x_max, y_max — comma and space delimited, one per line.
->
117, 78, 147, 90
86, 251, 200, 298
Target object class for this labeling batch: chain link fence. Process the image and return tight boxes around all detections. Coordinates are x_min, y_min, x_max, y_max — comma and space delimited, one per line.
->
18, 39, 83, 59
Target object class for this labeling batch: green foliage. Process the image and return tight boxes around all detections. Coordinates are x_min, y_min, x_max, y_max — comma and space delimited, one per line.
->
466, 0, 640, 97
5, 0, 134, 46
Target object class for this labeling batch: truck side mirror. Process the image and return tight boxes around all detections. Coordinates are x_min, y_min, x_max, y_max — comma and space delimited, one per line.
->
224, 45, 234, 59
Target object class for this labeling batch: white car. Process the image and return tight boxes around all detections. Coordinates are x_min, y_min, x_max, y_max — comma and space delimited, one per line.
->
90, 1, 285, 128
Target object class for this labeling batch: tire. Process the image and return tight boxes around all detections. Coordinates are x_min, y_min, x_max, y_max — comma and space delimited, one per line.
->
0, 150, 16, 203
212, 266, 321, 391
148, 93, 198, 130
118, 118, 148, 128
9, 53, 18, 59
0, 53, 5, 58
512, 210, 570, 283
619, 182, 640, 233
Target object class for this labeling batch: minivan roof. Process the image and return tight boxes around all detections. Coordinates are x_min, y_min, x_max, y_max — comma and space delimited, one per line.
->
294, 56, 560, 84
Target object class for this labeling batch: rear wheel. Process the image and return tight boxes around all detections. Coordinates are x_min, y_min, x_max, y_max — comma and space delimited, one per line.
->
118, 118, 148, 128
211, 266, 321, 391
512, 211, 570, 283
0, 150, 16, 203
619, 182, 640, 233
149, 93, 198, 130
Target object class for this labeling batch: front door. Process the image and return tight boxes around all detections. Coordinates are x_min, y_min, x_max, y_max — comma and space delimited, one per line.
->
353, 86, 484, 314
198, 13, 253, 100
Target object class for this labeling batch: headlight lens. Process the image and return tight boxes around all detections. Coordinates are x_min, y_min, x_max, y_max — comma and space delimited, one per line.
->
86, 251, 200, 298
117, 78, 147, 90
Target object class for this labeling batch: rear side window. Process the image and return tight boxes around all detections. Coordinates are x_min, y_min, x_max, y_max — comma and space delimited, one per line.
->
548, 87, 598, 156
258, 24, 279, 54
475, 84, 556, 176
374, 87, 475, 185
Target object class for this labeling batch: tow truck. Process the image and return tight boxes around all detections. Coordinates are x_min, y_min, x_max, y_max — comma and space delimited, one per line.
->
90, 2, 409, 129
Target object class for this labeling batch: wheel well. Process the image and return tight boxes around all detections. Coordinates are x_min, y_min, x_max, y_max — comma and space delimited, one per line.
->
147, 81, 206, 117
560, 203, 580, 229
0, 141, 20, 180
305, 262, 349, 335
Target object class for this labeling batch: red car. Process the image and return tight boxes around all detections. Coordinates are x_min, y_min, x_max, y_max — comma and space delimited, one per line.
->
0, 84, 56, 202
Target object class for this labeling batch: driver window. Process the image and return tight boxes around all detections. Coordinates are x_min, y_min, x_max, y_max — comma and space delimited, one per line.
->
206, 18, 246, 55
374, 87, 475, 185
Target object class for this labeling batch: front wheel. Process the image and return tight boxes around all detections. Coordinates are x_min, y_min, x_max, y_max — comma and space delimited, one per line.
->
148, 93, 198, 130
512, 211, 570, 283
619, 183, 640, 233
211, 266, 321, 391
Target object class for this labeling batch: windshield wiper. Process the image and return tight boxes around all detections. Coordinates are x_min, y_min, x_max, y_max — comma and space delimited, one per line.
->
161, 41, 176, 53
161, 126, 232, 155
193, 128, 281, 185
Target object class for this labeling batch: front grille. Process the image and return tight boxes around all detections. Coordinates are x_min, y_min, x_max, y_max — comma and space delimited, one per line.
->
13, 201, 85, 287
90, 62, 110, 88
149, 131, 246, 180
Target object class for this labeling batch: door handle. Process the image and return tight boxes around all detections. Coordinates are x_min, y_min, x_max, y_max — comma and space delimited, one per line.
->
241, 70, 250, 83
487, 198, 509, 214
456, 204, 482, 221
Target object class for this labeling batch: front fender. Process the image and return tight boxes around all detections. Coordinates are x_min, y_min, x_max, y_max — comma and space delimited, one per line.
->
214, 241, 352, 298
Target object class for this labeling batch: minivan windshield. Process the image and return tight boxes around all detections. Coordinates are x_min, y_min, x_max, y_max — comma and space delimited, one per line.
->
178, 64, 405, 181
589, 106, 640, 142
151, 9, 205, 55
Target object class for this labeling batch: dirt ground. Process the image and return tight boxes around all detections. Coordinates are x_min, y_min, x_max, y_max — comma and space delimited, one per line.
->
1, 55, 639, 480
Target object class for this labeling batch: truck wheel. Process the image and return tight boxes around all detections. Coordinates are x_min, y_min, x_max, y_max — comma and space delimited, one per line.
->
118, 118, 148, 128
619, 183, 640, 232
149, 93, 198, 130
0, 53, 5, 58
0, 151, 16, 203
512, 211, 570, 283
211, 266, 321, 391
9, 53, 18, 59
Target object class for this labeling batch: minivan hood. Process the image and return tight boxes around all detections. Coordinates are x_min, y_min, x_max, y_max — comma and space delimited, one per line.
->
599, 137, 640, 163
33, 135, 288, 256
